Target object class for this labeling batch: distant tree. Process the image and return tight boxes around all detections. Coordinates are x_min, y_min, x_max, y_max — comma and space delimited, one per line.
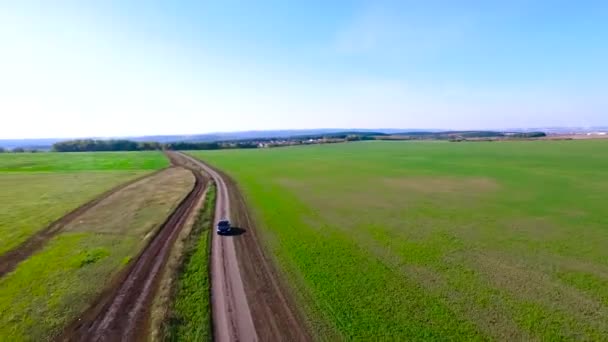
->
0, 147, 5, 153
12, 147, 25, 153
459, 131, 504, 138
236, 142, 257, 149
137, 141, 162, 151
53, 139, 142, 152
164, 142, 221, 150
510, 132, 546, 138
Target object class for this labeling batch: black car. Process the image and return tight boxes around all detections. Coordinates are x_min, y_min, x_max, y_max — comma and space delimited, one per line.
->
217, 219, 231, 235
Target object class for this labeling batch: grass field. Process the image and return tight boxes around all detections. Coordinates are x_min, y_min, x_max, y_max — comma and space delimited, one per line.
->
0, 151, 167, 172
191, 140, 608, 340
0, 167, 194, 340
165, 184, 215, 341
0, 152, 168, 255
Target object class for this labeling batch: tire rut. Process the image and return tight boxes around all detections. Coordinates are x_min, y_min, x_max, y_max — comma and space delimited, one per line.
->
59, 152, 205, 341
178, 152, 311, 342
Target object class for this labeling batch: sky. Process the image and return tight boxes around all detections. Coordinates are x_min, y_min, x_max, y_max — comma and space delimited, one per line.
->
1, 1, 607, 139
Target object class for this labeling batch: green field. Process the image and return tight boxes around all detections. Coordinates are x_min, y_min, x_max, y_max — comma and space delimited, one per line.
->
165, 184, 215, 341
191, 140, 608, 340
0, 151, 168, 172
0, 168, 194, 340
0, 152, 168, 255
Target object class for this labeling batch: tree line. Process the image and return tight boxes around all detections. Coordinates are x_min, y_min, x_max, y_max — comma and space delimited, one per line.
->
52, 139, 162, 152
42, 131, 549, 153
0, 147, 41, 153
51, 139, 258, 152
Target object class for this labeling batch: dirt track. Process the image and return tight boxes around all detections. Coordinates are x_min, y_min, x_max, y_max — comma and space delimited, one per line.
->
61, 153, 205, 341
178, 152, 310, 342
0, 169, 165, 278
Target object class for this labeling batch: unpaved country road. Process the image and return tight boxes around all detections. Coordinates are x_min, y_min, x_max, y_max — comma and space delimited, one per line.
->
178, 152, 310, 342
179, 153, 257, 342
61, 153, 205, 341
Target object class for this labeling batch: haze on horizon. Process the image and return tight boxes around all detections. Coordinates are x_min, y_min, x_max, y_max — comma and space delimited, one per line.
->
1, 1, 607, 139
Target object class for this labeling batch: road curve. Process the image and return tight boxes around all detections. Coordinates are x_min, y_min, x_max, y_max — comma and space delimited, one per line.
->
61, 157, 205, 341
177, 152, 258, 342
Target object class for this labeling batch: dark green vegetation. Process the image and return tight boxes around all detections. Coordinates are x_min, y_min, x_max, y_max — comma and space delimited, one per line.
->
165, 184, 215, 341
53, 139, 163, 152
51, 138, 250, 151
0, 168, 194, 340
192, 140, 608, 340
166, 141, 242, 150
0, 152, 168, 255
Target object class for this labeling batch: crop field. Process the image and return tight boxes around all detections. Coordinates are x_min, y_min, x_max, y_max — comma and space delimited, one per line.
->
0, 167, 194, 340
0, 152, 168, 255
0, 151, 168, 172
191, 140, 608, 340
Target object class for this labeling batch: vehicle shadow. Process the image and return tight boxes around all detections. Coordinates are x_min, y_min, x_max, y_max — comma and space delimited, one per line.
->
219, 227, 247, 236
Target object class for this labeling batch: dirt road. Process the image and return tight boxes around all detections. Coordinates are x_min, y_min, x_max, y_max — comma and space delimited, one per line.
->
59, 151, 308, 341
62, 154, 205, 341
178, 152, 310, 342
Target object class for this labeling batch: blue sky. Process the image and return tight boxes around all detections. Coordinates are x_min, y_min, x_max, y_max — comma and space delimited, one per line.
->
1, 1, 607, 138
